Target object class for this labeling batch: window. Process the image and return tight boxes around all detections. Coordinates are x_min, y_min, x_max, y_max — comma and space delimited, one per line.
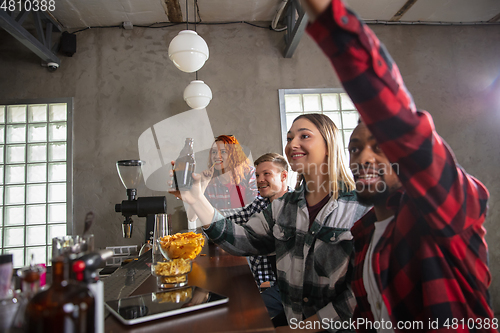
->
0, 98, 73, 268
278, 89, 359, 187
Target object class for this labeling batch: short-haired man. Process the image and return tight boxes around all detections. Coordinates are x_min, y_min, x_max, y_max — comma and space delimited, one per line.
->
304, 0, 495, 331
214, 153, 290, 321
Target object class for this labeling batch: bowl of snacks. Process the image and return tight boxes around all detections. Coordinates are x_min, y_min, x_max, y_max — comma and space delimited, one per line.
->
159, 232, 205, 260
152, 232, 205, 289
153, 258, 193, 288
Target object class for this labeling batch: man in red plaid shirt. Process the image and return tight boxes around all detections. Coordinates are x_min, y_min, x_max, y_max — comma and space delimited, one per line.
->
304, 0, 495, 332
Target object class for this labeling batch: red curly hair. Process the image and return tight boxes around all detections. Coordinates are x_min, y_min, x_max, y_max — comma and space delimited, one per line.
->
208, 135, 252, 185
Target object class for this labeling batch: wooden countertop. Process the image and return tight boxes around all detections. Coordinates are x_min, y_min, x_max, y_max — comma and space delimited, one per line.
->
105, 243, 275, 332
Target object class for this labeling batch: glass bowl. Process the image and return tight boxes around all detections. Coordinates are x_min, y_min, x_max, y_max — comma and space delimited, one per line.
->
152, 258, 193, 289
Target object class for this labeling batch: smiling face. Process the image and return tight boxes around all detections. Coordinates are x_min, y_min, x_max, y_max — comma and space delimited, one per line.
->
255, 161, 287, 202
348, 122, 402, 206
285, 118, 328, 176
210, 142, 229, 172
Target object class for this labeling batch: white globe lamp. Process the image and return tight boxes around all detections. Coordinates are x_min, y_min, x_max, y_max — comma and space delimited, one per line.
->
183, 80, 212, 109
168, 30, 209, 73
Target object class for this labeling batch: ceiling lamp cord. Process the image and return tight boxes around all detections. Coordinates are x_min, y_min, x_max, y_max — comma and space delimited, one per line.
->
194, 0, 198, 81
194, 0, 197, 32
169, 0, 211, 108
186, 0, 189, 30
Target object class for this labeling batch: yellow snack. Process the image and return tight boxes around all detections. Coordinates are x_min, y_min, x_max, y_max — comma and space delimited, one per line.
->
153, 258, 192, 285
156, 288, 192, 304
154, 258, 192, 276
159, 232, 205, 260
160, 275, 187, 284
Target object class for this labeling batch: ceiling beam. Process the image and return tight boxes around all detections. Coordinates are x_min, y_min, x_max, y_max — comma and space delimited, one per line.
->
488, 12, 500, 22
0, 9, 61, 66
164, 0, 183, 23
283, 0, 308, 58
390, 0, 419, 22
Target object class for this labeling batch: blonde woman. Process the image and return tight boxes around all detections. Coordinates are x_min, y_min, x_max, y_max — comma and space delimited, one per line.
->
176, 113, 370, 331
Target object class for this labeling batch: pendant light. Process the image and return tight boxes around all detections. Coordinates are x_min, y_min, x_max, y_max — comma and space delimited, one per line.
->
180, 0, 212, 109
168, 31, 209, 73
168, 0, 209, 73
183, 80, 212, 109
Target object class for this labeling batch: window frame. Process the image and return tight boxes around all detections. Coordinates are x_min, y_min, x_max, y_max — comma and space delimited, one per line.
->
279, 88, 355, 147
278, 88, 358, 188
0, 97, 74, 267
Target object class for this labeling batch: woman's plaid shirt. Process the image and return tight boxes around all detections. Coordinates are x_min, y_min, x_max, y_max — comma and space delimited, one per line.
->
307, 1, 494, 331
205, 186, 370, 328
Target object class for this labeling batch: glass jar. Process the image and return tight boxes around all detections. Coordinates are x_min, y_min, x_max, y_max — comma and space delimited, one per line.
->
151, 214, 193, 289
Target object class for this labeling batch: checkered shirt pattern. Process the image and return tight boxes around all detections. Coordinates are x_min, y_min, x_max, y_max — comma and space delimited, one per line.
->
205, 185, 371, 329
307, 1, 494, 331
220, 196, 277, 288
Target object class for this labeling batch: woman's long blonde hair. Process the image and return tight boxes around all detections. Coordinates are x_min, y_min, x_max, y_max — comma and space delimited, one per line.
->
293, 114, 355, 199
208, 135, 252, 185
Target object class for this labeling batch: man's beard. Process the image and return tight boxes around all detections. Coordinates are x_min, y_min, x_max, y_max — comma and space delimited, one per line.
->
356, 184, 391, 207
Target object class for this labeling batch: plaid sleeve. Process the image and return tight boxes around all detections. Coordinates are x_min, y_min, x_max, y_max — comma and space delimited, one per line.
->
307, 0, 489, 235
204, 204, 276, 256
219, 196, 269, 224
248, 255, 276, 286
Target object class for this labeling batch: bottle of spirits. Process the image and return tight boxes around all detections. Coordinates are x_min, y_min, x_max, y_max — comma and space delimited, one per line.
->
172, 138, 196, 190
72, 250, 113, 333
24, 255, 95, 333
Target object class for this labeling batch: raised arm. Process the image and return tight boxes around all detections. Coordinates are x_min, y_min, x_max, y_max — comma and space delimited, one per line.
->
178, 173, 275, 256
219, 197, 269, 225
305, 0, 489, 235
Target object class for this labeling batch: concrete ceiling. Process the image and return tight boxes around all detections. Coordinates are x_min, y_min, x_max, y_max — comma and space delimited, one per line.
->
1, 0, 498, 68
52, 0, 500, 30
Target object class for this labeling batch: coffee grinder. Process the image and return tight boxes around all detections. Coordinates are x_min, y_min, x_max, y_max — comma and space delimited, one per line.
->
115, 160, 167, 238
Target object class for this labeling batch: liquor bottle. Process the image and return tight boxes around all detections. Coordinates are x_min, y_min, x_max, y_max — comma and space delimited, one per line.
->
172, 138, 196, 190
10, 254, 46, 330
73, 250, 113, 333
24, 255, 95, 333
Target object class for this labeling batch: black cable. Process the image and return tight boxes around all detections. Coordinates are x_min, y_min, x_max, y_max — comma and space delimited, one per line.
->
69, 21, 282, 34
72, 25, 121, 34
186, 0, 189, 30
195, 0, 198, 81
134, 23, 181, 28
243, 21, 274, 29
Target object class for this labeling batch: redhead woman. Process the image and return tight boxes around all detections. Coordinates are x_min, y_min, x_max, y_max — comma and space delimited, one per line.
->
204, 135, 258, 209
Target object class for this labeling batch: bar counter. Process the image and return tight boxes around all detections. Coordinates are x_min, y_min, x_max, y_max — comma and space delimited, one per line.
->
105, 243, 275, 332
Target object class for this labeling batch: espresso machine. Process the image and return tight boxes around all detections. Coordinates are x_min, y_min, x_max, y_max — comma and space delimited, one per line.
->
115, 160, 167, 238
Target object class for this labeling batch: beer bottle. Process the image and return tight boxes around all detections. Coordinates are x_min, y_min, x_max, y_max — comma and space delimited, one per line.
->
172, 138, 196, 190
24, 255, 95, 333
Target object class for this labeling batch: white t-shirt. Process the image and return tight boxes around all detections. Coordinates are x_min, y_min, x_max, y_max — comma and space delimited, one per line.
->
363, 216, 394, 332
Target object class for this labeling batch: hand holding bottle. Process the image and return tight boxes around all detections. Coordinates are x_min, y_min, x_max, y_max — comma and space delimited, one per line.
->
167, 138, 217, 227
169, 161, 213, 202
168, 162, 205, 205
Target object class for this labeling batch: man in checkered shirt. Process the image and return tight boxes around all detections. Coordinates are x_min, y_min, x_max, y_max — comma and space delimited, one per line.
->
305, 0, 495, 330
218, 152, 290, 318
